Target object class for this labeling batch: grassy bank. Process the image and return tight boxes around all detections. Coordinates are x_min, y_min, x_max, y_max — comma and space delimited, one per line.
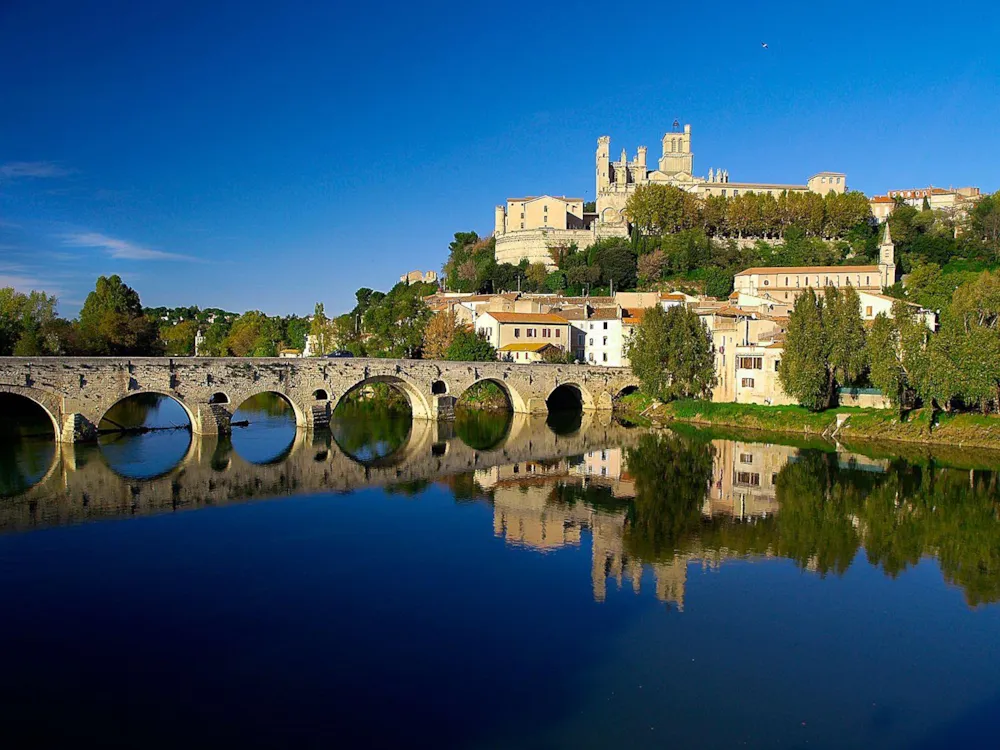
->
650, 399, 1000, 451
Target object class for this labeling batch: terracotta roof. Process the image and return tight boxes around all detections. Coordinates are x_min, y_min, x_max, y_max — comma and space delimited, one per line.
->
482, 312, 569, 324
622, 308, 647, 325
735, 265, 880, 276
498, 342, 558, 352
660, 293, 687, 301
589, 307, 622, 320
870, 196, 895, 203
552, 307, 588, 320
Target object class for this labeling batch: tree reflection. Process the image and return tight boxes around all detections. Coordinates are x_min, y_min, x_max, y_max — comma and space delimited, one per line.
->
622, 432, 714, 561
453, 409, 511, 451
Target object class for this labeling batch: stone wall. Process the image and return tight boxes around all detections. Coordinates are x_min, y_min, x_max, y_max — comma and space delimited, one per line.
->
0, 357, 640, 442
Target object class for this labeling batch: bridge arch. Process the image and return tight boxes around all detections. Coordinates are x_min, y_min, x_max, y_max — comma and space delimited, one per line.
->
0, 385, 62, 441
229, 389, 307, 429
332, 374, 433, 420
546, 382, 596, 412
455, 378, 526, 413
98, 390, 198, 432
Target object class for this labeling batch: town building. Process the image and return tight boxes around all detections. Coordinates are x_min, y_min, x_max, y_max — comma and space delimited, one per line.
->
733, 222, 897, 303
497, 342, 562, 363
474, 311, 571, 358
869, 186, 981, 223
493, 195, 604, 267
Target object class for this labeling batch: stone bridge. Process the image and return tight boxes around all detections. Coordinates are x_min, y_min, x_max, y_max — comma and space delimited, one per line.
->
0, 357, 639, 443
1, 413, 644, 533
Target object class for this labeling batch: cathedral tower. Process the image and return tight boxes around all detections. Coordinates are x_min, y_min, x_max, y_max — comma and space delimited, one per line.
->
658, 123, 693, 176
596, 136, 611, 194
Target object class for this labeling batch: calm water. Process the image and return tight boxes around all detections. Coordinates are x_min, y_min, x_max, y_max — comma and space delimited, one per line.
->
2, 393, 1000, 748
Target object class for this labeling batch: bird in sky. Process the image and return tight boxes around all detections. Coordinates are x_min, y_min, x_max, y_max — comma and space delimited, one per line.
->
761, 42, 768, 49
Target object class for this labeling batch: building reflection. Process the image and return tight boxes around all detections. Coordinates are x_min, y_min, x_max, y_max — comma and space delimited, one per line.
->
483, 441, 889, 610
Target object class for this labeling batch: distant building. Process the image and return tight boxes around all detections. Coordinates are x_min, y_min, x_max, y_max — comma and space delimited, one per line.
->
869, 186, 982, 222
278, 348, 302, 358
400, 270, 438, 286
494, 123, 848, 268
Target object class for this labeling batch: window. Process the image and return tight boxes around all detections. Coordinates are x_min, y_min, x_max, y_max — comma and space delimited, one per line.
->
514, 328, 520, 338
738, 356, 762, 370
866, 276, 870, 285
520, 212, 524, 219
513, 465, 519, 474
722, 189, 726, 197
603, 321, 608, 330
542, 328, 549, 337
602, 352, 608, 362
543, 205, 548, 212
785, 277, 789, 286
774, 360, 781, 371
742, 377, 755, 388
601, 450, 607, 460
821, 176, 827, 183
739, 453, 753, 464
736, 472, 761, 486
555, 329, 561, 338
866, 306, 873, 316
589, 337, 594, 345
763, 280, 769, 286
543, 216, 548, 224
603, 336, 608, 345
733, 189, 739, 196
601, 466, 608, 476
526, 328, 535, 337
589, 323, 594, 330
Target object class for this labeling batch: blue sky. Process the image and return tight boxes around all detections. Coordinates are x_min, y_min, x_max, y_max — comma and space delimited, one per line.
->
1, 0, 998, 317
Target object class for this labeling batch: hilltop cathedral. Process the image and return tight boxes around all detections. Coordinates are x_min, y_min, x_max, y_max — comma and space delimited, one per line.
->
494, 122, 847, 268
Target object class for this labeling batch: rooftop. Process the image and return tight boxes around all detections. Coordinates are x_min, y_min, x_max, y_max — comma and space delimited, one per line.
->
736, 265, 881, 276
483, 312, 570, 324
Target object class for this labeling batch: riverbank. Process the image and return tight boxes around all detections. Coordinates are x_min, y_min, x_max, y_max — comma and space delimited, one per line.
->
643, 399, 1000, 451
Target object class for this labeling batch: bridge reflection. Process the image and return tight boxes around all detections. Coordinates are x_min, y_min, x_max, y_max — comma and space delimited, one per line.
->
0, 412, 639, 533
5, 423, 1000, 610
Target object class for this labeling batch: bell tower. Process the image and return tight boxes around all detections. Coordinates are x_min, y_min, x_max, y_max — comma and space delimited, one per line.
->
658, 122, 693, 176
878, 221, 896, 288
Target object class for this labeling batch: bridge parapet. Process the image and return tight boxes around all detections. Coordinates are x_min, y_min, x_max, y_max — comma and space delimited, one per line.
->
0, 357, 639, 442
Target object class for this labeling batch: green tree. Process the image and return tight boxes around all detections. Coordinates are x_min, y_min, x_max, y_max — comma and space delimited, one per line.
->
446, 329, 496, 361
703, 267, 734, 299
626, 305, 715, 401
77, 275, 162, 355
591, 238, 637, 291
865, 313, 906, 410
160, 320, 198, 356
0, 288, 60, 355
309, 303, 332, 355
224, 311, 281, 357
779, 289, 830, 410
824, 286, 867, 391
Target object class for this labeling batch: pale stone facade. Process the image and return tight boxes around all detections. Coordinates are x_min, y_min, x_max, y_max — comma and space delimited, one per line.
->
733, 223, 897, 303
474, 312, 571, 355
869, 186, 982, 223
400, 270, 438, 285
493, 123, 847, 268
594, 123, 846, 236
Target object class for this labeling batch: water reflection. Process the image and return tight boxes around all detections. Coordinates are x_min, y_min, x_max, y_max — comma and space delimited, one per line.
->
231, 392, 297, 464
5, 405, 1000, 608
99, 393, 192, 479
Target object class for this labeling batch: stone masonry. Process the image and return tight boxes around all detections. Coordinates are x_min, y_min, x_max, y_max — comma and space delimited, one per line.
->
0, 357, 640, 443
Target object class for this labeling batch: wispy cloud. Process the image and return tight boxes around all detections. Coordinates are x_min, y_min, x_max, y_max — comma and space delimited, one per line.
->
0, 273, 63, 296
0, 161, 74, 180
60, 232, 198, 262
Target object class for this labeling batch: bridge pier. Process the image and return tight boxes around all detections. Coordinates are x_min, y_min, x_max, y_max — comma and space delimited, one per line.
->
432, 395, 457, 421
59, 413, 97, 444
192, 404, 232, 437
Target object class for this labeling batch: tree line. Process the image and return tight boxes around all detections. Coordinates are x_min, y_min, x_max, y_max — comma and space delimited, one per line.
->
779, 268, 1000, 415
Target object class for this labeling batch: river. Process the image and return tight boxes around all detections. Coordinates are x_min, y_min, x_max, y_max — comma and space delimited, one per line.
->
1, 392, 1000, 748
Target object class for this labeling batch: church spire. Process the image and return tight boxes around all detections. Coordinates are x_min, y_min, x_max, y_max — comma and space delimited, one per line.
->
882, 220, 893, 246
